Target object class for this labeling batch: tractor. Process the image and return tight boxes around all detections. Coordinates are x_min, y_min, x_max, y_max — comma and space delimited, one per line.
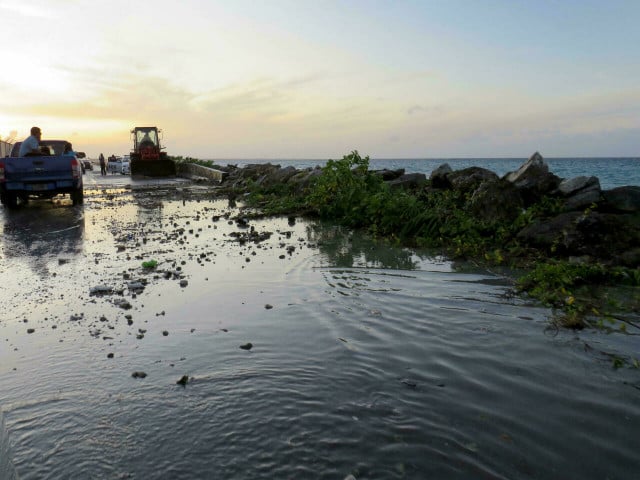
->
129, 126, 176, 177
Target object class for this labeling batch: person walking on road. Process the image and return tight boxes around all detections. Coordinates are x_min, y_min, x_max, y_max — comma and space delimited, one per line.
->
99, 153, 106, 176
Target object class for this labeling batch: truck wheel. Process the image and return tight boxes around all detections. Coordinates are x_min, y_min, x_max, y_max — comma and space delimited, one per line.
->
71, 188, 84, 206
2, 192, 19, 209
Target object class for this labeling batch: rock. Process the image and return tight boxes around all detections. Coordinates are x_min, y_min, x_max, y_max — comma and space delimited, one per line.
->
176, 375, 189, 386
516, 212, 582, 253
505, 151, 547, 183
430, 163, 453, 189
239, 343, 253, 350
449, 167, 499, 195
504, 152, 561, 205
257, 165, 299, 188
517, 211, 640, 264
179, 279, 188, 287
469, 179, 523, 223
90, 285, 113, 295
557, 176, 600, 196
373, 168, 405, 181
114, 299, 132, 310
386, 172, 427, 190
265, 304, 273, 309
127, 282, 145, 291
602, 186, 640, 212
27, 328, 35, 334
131, 371, 147, 379
288, 167, 323, 194
563, 188, 602, 211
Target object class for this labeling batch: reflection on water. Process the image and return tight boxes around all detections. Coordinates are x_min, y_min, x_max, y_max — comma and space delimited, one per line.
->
0, 198, 639, 479
308, 223, 423, 270
0, 204, 85, 275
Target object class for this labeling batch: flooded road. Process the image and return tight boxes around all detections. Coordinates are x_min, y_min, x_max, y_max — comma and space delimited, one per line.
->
1, 171, 639, 479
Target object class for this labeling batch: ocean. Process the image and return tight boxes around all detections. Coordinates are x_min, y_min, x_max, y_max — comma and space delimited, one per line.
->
208, 157, 640, 190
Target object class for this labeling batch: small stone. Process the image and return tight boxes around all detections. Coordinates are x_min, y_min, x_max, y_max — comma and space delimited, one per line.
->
239, 342, 253, 350
176, 375, 189, 386
27, 328, 35, 334
179, 279, 188, 288
131, 371, 147, 378
265, 304, 273, 310
162, 330, 169, 336
107, 353, 114, 359
89, 285, 113, 295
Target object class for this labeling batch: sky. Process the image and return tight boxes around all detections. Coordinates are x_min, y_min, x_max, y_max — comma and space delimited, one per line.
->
1, 0, 638, 159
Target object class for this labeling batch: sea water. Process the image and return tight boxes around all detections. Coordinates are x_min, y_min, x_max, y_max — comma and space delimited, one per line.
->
0, 196, 638, 479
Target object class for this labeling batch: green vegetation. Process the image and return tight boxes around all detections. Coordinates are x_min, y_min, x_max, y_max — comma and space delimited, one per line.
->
169, 156, 220, 169
142, 259, 158, 269
244, 151, 541, 258
517, 261, 640, 331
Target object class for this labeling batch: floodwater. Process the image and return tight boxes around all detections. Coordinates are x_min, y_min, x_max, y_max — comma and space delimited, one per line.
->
1, 183, 639, 479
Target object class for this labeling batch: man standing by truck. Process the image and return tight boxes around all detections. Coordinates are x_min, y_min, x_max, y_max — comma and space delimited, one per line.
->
99, 153, 106, 175
18, 126, 42, 156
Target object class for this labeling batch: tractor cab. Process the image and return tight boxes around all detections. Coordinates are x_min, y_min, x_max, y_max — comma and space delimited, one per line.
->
133, 127, 160, 150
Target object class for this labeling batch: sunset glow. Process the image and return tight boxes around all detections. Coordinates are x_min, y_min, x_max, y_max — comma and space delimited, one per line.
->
1, 0, 638, 159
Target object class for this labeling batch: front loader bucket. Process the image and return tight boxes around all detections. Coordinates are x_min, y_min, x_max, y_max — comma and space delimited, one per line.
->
130, 159, 176, 177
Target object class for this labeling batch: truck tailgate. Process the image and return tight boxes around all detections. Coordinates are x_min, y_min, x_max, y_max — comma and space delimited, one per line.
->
5, 156, 73, 180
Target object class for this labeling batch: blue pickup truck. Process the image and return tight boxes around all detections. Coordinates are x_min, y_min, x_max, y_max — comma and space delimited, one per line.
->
1, 140, 84, 208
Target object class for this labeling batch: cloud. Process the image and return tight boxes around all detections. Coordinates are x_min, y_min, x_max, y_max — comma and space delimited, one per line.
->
0, 0, 56, 18
407, 104, 445, 116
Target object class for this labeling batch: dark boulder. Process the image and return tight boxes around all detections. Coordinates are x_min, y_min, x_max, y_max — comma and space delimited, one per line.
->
556, 176, 602, 211
430, 163, 453, 189
504, 152, 561, 205
469, 179, 524, 224
257, 165, 299, 188
516, 212, 582, 254
517, 211, 640, 265
601, 186, 640, 213
449, 167, 499, 195
288, 167, 323, 194
557, 176, 600, 196
386, 172, 427, 191
563, 188, 602, 211
373, 168, 405, 181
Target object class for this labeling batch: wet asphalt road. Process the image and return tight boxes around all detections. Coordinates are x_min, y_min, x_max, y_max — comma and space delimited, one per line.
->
82, 167, 193, 189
